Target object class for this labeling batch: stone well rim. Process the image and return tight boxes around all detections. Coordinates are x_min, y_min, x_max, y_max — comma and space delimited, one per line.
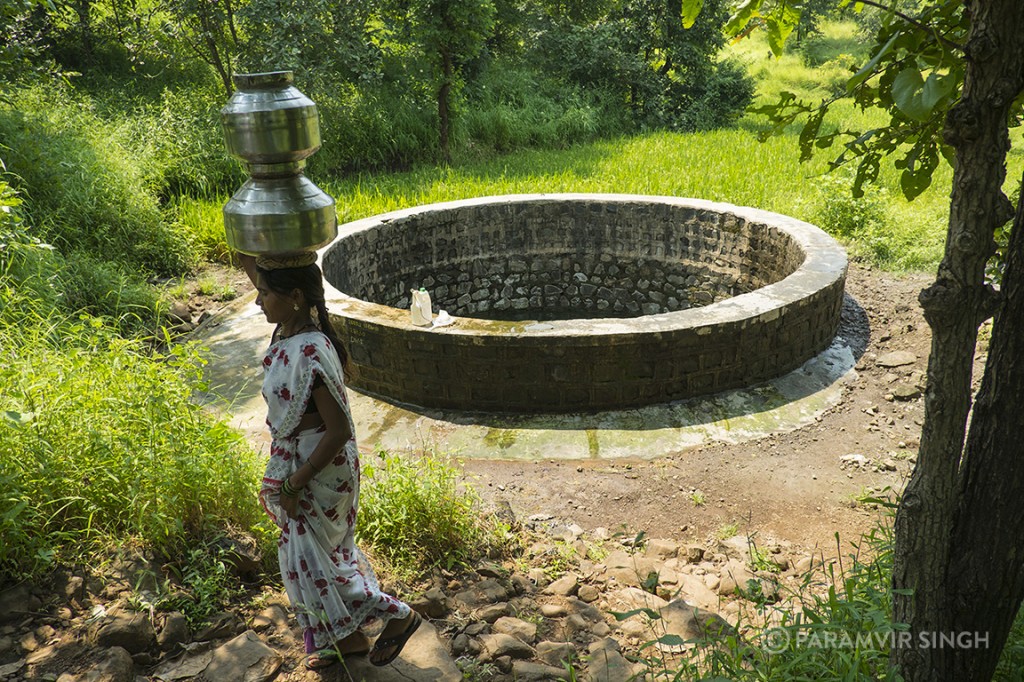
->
319, 193, 847, 338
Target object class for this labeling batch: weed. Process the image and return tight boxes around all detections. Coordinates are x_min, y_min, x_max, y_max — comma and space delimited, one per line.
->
358, 445, 514, 582
690, 490, 706, 507
716, 522, 740, 541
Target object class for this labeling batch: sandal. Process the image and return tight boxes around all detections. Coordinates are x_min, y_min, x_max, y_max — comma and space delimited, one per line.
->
370, 612, 422, 667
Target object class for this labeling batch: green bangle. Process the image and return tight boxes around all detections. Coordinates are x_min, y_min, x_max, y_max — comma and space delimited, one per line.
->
281, 479, 299, 497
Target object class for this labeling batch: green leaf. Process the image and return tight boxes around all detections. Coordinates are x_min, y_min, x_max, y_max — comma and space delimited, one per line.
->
681, 0, 704, 29
848, 30, 901, 91
765, 2, 800, 56
609, 607, 663, 621
3, 410, 33, 425
892, 69, 955, 122
725, 0, 763, 38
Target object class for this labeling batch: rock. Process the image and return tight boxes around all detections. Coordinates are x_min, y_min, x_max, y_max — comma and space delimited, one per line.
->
493, 616, 538, 644
840, 453, 869, 468
94, 612, 156, 654
605, 587, 668, 615
510, 573, 534, 595
540, 603, 567, 618
451, 633, 471, 656
717, 535, 750, 561
194, 611, 243, 641
168, 301, 192, 324
893, 384, 922, 400
683, 545, 705, 564
455, 579, 511, 608
478, 633, 536, 662
477, 561, 507, 579
157, 612, 190, 650
211, 532, 262, 578
477, 603, 510, 622
420, 586, 451, 618
717, 560, 755, 596
644, 539, 680, 559
877, 350, 917, 368
0, 585, 39, 623
543, 574, 579, 597
0, 661, 25, 677
249, 605, 286, 634
85, 646, 134, 682
577, 584, 600, 603
658, 600, 736, 650
676, 574, 719, 610
535, 641, 576, 668
527, 568, 550, 588
566, 597, 604, 623
586, 637, 636, 682
512, 660, 572, 680
203, 631, 281, 682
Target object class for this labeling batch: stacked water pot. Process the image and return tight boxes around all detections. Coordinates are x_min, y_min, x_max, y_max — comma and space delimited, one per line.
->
221, 71, 336, 256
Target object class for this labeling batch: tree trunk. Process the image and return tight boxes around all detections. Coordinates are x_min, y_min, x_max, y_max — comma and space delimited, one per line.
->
891, 1, 1024, 679
945, 182, 1024, 680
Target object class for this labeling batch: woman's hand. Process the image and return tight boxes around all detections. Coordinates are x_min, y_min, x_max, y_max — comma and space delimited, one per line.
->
280, 487, 301, 520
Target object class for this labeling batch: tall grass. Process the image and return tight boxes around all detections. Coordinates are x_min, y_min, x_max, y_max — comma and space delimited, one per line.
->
0, 281, 274, 581
171, 22, 962, 274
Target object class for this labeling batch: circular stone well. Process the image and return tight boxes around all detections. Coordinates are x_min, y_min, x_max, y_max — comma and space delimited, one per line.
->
321, 194, 847, 413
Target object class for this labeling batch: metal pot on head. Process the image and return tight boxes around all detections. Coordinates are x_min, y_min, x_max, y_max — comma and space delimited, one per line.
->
221, 71, 337, 257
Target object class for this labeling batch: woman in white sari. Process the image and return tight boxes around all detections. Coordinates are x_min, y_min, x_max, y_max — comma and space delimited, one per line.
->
240, 252, 421, 671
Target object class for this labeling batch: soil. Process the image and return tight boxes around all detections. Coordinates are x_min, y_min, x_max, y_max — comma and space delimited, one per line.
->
179, 260, 949, 556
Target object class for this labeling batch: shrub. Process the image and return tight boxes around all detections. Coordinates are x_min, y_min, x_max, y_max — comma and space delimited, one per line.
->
0, 83, 193, 277
358, 446, 512, 581
0, 293, 272, 581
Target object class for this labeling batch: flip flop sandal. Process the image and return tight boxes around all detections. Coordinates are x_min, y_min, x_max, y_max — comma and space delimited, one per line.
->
304, 645, 369, 671
370, 612, 423, 667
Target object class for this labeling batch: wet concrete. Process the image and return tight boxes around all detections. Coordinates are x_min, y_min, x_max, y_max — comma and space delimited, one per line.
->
193, 292, 857, 461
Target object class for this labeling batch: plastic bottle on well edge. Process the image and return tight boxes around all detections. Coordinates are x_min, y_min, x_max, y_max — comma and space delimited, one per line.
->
411, 287, 433, 326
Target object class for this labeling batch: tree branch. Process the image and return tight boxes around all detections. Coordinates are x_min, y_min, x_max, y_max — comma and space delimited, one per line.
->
852, 0, 965, 53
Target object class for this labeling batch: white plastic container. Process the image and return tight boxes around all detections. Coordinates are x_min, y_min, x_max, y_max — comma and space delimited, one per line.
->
410, 288, 433, 326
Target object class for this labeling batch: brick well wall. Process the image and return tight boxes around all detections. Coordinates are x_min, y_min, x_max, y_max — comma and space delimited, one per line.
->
321, 195, 847, 413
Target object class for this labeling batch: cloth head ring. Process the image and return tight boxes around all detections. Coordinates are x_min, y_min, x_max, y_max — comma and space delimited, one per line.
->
255, 252, 318, 270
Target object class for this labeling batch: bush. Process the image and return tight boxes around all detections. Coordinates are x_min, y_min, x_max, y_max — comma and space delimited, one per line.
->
358, 446, 512, 581
462, 65, 612, 151
0, 83, 193, 277
0, 292, 272, 582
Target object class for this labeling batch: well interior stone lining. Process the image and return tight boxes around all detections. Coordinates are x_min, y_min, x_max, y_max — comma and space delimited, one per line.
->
329, 202, 800, 321
321, 194, 847, 413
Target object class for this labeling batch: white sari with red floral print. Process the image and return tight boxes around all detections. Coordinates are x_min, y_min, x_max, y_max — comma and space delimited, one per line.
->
257, 330, 410, 651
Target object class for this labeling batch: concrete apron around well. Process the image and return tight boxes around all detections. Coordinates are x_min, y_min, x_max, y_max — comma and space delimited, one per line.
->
193, 292, 856, 461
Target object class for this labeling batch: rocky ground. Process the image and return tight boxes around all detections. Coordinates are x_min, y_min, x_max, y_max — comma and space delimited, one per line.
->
1, 262, 980, 681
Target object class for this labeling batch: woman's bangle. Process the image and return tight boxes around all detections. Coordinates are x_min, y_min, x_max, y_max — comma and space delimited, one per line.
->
281, 478, 300, 497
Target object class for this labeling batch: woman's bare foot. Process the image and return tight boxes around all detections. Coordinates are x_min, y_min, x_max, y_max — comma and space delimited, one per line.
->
304, 631, 370, 670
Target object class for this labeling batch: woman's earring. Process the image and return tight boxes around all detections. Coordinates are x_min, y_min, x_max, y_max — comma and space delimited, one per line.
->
293, 303, 300, 311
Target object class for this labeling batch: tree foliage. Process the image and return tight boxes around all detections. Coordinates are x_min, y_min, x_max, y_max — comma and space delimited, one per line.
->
685, 3, 1024, 682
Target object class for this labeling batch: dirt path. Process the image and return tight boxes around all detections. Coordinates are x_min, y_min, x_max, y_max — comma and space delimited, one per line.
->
184, 262, 938, 553
459, 264, 936, 552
